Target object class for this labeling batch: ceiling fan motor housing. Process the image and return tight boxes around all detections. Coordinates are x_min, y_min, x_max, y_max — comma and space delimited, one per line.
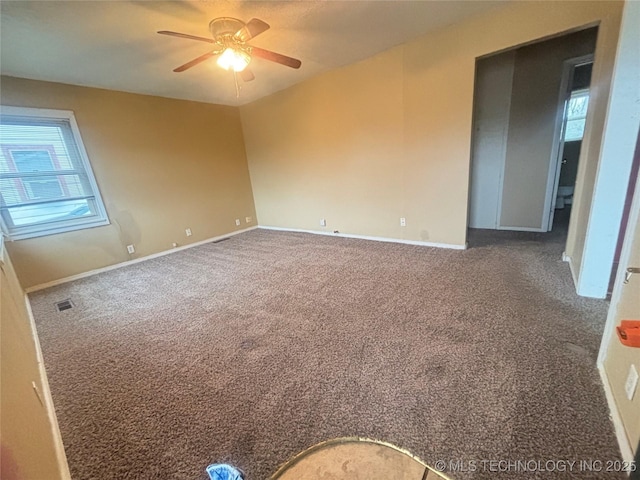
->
209, 17, 246, 39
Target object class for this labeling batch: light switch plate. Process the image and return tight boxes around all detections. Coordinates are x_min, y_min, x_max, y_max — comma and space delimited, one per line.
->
625, 364, 638, 401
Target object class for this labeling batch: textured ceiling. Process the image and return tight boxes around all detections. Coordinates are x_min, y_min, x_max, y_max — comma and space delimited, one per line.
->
1, 1, 507, 106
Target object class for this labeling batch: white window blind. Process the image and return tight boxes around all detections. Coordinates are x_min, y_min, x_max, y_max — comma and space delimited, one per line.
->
0, 107, 109, 239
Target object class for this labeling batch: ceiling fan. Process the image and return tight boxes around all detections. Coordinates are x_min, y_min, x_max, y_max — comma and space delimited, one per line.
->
158, 17, 302, 82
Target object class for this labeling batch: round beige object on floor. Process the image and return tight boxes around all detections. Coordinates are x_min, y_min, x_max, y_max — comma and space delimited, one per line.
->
271, 437, 449, 480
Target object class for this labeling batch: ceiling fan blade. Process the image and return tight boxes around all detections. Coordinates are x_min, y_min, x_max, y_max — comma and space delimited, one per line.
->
240, 68, 255, 82
173, 52, 216, 72
158, 30, 215, 44
235, 18, 270, 42
250, 46, 301, 69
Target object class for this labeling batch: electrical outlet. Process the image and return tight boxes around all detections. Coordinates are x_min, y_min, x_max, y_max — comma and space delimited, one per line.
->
235, 219, 241, 226
127, 244, 135, 254
245, 216, 252, 223
185, 228, 192, 237
625, 364, 638, 401
400, 217, 406, 227
320, 218, 327, 227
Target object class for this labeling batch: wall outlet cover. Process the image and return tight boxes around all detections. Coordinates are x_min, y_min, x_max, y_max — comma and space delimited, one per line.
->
245, 216, 252, 223
127, 244, 135, 254
235, 219, 241, 226
400, 217, 406, 227
185, 228, 192, 236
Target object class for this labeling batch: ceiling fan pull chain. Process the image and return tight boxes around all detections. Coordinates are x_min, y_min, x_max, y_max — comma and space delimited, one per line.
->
233, 70, 241, 99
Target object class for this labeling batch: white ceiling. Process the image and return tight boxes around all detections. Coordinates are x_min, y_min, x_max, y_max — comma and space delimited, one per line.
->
1, 1, 507, 106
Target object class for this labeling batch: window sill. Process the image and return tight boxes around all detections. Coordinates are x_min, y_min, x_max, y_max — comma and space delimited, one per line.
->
6, 218, 111, 241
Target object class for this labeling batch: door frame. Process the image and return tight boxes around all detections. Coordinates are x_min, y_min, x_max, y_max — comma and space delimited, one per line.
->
544, 54, 594, 232
597, 167, 640, 464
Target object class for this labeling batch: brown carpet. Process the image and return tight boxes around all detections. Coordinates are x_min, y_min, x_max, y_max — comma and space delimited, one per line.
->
30, 226, 623, 479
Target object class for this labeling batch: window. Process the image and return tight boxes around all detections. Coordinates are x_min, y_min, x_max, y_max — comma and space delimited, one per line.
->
0, 107, 109, 239
563, 89, 589, 142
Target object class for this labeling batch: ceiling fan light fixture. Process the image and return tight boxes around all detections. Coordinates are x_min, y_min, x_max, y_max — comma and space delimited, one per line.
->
217, 48, 251, 72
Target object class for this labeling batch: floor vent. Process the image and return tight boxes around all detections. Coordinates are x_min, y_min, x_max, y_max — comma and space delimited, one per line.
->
213, 237, 230, 244
55, 299, 74, 312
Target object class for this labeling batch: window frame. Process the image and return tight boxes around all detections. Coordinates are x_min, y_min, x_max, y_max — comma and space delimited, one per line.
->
563, 88, 590, 142
0, 106, 110, 240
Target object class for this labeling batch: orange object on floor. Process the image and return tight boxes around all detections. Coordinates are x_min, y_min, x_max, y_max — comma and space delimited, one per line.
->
616, 320, 640, 348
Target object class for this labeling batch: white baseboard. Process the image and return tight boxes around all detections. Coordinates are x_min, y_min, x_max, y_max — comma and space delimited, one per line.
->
258, 226, 467, 250
24, 294, 72, 479
564, 253, 580, 294
496, 225, 546, 232
25, 226, 258, 293
598, 365, 634, 464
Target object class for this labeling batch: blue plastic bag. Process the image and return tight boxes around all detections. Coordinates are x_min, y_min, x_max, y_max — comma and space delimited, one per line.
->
205, 463, 245, 480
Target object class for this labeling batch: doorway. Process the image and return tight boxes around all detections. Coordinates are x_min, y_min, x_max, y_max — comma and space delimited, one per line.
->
468, 27, 598, 236
547, 59, 594, 232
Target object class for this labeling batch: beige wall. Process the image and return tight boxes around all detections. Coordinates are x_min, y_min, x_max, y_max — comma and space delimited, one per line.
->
1, 77, 257, 289
604, 280, 640, 454
500, 28, 597, 230
1, 247, 69, 479
241, 1, 622, 248
241, 49, 406, 240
